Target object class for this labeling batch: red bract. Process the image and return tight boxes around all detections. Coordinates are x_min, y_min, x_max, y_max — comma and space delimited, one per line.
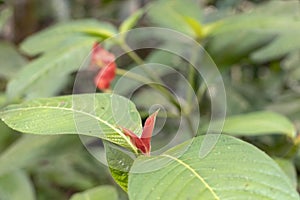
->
94, 62, 116, 90
91, 43, 115, 67
91, 42, 117, 90
121, 110, 159, 156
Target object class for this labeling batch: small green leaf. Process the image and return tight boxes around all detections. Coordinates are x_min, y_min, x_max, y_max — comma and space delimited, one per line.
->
20, 19, 117, 55
201, 111, 296, 138
0, 170, 35, 200
128, 135, 299, 200
104, 142, 134, 191
0, 93, 142, 152
119, 9, 144, 33
70, 185, 118, 200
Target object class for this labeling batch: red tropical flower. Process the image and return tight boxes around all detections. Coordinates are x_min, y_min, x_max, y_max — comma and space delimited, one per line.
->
94, 62, 116, 90
91, 43, 115, 67
91, 42, 117, 90
121, 110, 159, 156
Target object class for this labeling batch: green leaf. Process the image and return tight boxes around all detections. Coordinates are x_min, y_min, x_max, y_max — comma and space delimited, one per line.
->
104, 142, 134, 191
0, 41, 27, 79
147, 0, 203, 37
0, 7, 11, 31
7, 36, 95, 100
274, 158, 297, 189
0, 135, 79, 175
0, 119, 19, 152
208, 1, 300, 62
20, 19, 117, 55
201, 111, 296, 138
251, 32, 300, 62
128, 135, 299, 200
0, 93, 142, 152
70, 185, 118, 200
206, 30, 273, 66
119, 9, 144, 33
0, 170, 35, 200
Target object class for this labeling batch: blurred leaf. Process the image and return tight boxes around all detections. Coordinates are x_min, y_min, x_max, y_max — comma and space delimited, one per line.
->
0, 41, 26, 80
0, 93, 142, 152
70, 185, 118, 200
201, 111, 296, 138
0, 134, 79, 175
208, 1, 300, 63
147, 0, 203, 37
274, 158, 297, 189
0, 170, 35, 200
7, 36, 95, 100
20, 19, 117, 55
251, 32, 300, 62
128, 135, 298, 200
206, 30, 273, 66
119, 9, 144, 33
0, 119, 19, 152
0, 7, 11, 31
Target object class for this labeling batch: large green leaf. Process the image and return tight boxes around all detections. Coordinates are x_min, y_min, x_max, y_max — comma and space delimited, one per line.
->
128, 135, 299, 200
70, 185, 118, 200
20, 19, 117, 55
0, 170, 35, 200
7, 36, 95, 100
200, 111, 296, 138
0, 93, 142, 152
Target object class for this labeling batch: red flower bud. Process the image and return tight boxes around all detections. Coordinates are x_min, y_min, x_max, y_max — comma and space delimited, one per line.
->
91, 42, 115, 68
94, 62, 116, 90
121, 110, 159, 156
91, 42, 117, 90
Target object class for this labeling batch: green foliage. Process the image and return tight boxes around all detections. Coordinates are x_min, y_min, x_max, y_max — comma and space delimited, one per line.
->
147, 0, 203, 37
0, 135, 79, 176
0, 0, 300, 199
7, 36, 95, 100
20, 19, 117, 55
128, 135, 299, 200
104, 142, 134, 191
0, 170, 35, 200
0, 94, 142, 151
0, 7, 11, 31
202, 111, 297, 138
70, 185, 118, 200
119, 9, 144, 34
0, 41, 26, 80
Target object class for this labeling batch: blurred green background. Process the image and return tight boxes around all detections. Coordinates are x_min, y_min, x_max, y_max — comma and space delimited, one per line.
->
0, 0, 300, 199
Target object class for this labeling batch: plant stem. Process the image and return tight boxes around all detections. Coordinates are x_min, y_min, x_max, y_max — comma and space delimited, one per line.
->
186, 115, 196, 137
117, 41, 182, 111
196, 82, 207, 104
185, 46, 199, 114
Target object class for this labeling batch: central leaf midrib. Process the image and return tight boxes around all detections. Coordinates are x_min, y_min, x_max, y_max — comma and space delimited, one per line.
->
162, 154, 220, 200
